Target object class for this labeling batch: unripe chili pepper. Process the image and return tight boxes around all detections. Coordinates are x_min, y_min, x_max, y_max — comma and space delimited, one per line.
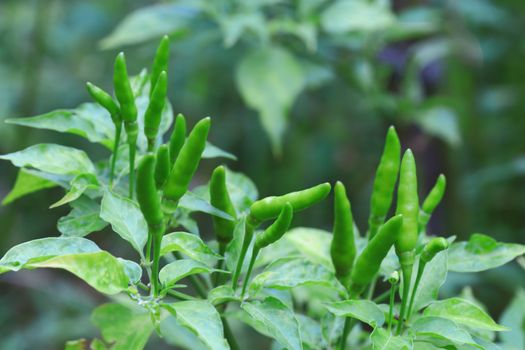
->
113, 52, 138, 198
254, 202, 293, 250
406, 237, 449, 321
210, 166, 237, 254
169, 113, 187, 166
136, 154, 165, 295
86, 82, 122, 185
154, 144, 170, 189
150, 35, 170, 97
86, 82, 120, 124
368, 126, 401, 238
144, 71, 168, 151
395, 149, 419, 255
394, 149, 419, 334
349, 214, 403, 295
419, 174, 446, 232
240, 203, 294, 296
163, 117, 211, 210
249, 183, 331, 222
330, 182, 356, 287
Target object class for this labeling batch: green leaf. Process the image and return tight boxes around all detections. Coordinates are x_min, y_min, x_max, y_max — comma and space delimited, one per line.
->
160, 316, 209, 350
249, 257, 344, 296
412, 250, 448, 312
236, 46, 305, 154
58, 196, 108, 237
208, 285, 239, 305
202, 142, 237, 161
448, 234, 525, 272
100, 190, 148, 257
0, 144, 95, 175
324, 300, 384, 328
0, 237, 100, 274
99, 3, 200, 49
30, 251, 130, 295
296, 314, 324, 349
5, 104, 115, 148
2, 168, 58, 205
164, 300, 229, 350
370, 327, 412, 350
240, 297, 302, 350
92, 303, 154, 350
161, 232, 220, 266
219, 11, 267, 48
179, 191, 234, 220
50, 173, 100, 209
159, 259, 222, 287
417, 105, 461, 147
499, 288, 525, 350
321, 313, 345, 349
119, 259, 142, 284
424, 298, 508, 332
412, 316, 479, 348
321, 0, 395, 34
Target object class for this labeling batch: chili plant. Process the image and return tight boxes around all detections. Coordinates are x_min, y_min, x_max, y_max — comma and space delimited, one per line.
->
1, 38, 525, 350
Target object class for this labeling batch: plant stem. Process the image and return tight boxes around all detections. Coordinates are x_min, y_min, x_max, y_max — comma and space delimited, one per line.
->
241, 247, 259, 297
232, 218, 255, 288
396, 253, 414, 335
222, 317, 240, 350
366, 277, 377, 300
109, 123, 122, 186
373, 286, 397, 304
406, 261, 426, 323
151, 224, 165, 297
128, 140, 136, 199
388, 284, 396, 332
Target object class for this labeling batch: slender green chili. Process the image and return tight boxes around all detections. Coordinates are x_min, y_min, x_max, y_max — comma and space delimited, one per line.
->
169, 113, 187, 166
113, 52, 138, 198
144, 70, 167, 151
150, 35, 170, 97
154, 144, 170, 189
368, 127, 401, 238
330, 182, 356, 288
394, 149, 419, 334
210, 166, 237, 255
419, 174, 446, 233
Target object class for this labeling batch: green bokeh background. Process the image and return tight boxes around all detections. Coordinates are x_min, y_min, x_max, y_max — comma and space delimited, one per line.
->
1, 0, 524, 348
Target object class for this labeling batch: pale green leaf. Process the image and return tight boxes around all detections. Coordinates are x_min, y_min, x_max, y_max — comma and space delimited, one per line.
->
100, 4, 200, 49
417, 106, 461, 147
2, 168, 57, 205
413, 316, 479, 348
179, 191, 234, 220
164, 300, 229, 350
0, 237, 100, 274
321, 0, 396, 34
58, 196, 108, 237
325, 300, 384, 328
202, 142, 237, 161
100, 190, 148, 257
160, 316, 208, 350
29, 251, 130, 295
50, 173, 100, 209
370, 327, 412, 350
159, 259, 221, 287
241, 297, 302, 350
208, 285, 239, 305
424, 298, 508, 332
448, 234, 525, 272
0, 144, 95, 175
499, 289, 525, 350
5, 104, 114, 148
236, 46, 305, 153
296, 314, 324, 349
92, 303, 154, 350
412, 250, 448, 312
161, 232, 220, 266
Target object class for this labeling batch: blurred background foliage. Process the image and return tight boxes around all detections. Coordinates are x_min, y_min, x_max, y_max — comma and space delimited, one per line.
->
1, 0, 525, 349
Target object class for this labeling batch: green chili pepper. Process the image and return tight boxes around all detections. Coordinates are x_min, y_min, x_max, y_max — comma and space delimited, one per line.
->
144, 70, 168, 151
136, 154, 165, 296
419, 174, 446, 232
169, 113, 187, 166
406, 237, 449, 321
150, 35, 170, 97
163, 117, 211, 210
85, 82, 122, 185
368, 126, 401, 238
249, 182, 331, 222
154, 144, 170, 189
240, 203, 294, 296
210, 165, 237, 254
113, 52, 138, 198
349, 214, 403, 295
394, 149, 419, 334
254, 202, 293, 250
330, 182, 356, 287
